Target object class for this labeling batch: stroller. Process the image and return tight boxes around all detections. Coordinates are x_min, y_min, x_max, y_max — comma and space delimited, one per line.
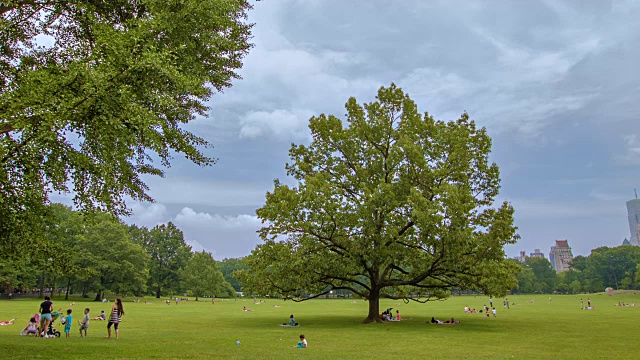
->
42, 311, 62, 338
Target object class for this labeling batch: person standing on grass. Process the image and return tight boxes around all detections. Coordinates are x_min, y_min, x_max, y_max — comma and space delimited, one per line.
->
492, 308, 497, 317
107, 299, 124, 340
39, 296, 53, 337
64, 309, 73, 337
580, 299, 584, 309
79, 308, 90, 337
587, 298, 591, 308
489, 298, 493, 307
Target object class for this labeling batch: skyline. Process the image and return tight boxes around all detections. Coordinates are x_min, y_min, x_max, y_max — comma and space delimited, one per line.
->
51, 1, 640, 259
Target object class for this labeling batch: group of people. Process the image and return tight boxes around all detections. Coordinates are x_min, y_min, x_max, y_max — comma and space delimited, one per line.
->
463, 305, 497, 318
489, 297, 510, 309
580, 298, 594, 310
379, 308, 401, 321
22, 296, 125, 339
616, 301, 636, 307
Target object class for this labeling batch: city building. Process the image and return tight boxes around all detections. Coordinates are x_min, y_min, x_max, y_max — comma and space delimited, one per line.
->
549, 240, 573, 273
518, 251, 527, 263
627, 195, 640, 246
529, 249, 545, 258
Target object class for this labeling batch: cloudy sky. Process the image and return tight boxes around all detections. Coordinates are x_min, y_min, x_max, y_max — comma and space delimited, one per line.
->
90, 1, 640, 259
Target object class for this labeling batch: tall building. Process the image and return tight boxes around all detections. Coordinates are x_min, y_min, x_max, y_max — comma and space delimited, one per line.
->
627, 196, 640, 246
529, 249, 545, 258
549, 240, 573, 273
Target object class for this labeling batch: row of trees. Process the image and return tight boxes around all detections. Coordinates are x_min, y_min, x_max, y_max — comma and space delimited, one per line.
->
0, 204, 243, 300
513, 245, 640, 294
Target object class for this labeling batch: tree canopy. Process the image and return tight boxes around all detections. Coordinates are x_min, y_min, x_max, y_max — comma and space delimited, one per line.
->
239, 84, 519, 323
180, 250, 232, 300
1, 204, 240, 299
511, 245, 640, 294
0, 0, 253, 258
130, 223, 192, 298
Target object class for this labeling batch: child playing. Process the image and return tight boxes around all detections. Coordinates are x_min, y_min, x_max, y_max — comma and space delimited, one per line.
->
21, 317, 38, 336
78, 308, 90, 337
293, 334, 307, 348
64, 309, 72, 337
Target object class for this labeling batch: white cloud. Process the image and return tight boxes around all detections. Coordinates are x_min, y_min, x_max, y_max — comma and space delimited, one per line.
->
618, 134, 640, 165
473, 27, 601, 84
401, 68, 478, 119
143, 177, 267, 208
128, 203, 170, 228
239, 109, 314, 140
174, 208, 262, 259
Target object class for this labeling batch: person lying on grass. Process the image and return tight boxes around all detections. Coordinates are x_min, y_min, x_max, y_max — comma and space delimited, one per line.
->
0, 318, 16, 326
429, 317, 460, 324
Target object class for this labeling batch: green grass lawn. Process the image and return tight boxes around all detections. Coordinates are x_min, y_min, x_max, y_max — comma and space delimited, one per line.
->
1, 293, 639, 359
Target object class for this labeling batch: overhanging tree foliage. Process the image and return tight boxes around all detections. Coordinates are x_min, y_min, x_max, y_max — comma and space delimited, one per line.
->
240, 84, 519, 323
0, 0, 253, 258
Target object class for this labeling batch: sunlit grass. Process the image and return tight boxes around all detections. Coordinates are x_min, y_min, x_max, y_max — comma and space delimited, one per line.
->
1, 292, 639, 359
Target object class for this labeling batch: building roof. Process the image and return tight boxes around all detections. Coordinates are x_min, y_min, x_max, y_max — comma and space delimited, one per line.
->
555, 240, 569, 247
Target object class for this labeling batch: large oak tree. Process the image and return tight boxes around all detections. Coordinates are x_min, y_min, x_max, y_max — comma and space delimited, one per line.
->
240, 84, 519, 323
0, 0, 252, 258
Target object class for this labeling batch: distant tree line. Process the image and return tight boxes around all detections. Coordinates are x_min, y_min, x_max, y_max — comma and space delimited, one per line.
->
0, 204, 247, 300
512, 245, 640, 294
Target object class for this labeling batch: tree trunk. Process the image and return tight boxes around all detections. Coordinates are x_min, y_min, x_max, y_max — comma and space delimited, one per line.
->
94, 291, 102, 301
40, 271, 45, 297
195, 295, 198, 301
50, 276, 56, 298
156, 285, 161, 299
65, 277, 71, 300
362, 290, 384, 324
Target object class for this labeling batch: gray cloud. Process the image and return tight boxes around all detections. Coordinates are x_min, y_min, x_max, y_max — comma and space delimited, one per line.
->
118, 0, 640, 258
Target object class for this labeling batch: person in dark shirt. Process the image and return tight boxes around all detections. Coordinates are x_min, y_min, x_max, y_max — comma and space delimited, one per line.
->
39, 296, 53, 337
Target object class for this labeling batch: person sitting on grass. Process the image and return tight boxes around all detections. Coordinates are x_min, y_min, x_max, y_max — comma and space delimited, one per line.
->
293, 334, 307, 348
21, 317, 38, 336
93, 310, 106, 321
243, 306, 252, 312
